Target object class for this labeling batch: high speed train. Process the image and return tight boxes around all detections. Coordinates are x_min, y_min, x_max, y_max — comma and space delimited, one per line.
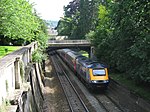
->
57, 49, 109, 89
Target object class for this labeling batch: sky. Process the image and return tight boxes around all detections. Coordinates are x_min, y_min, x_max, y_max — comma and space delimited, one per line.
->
30, 0, 71, 21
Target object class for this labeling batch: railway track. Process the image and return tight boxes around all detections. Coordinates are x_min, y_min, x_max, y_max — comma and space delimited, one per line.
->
94, 93, 123, 112
47, 51, 149, 112
54, 52, 124, 112
51, 53, 89, 112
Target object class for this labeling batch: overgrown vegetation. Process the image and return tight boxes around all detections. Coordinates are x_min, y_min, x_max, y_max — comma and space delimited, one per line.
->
91, 0, 150, 85
57, 0, 150, 87
32, 49, 47, 63
110, 73, 150, 101
79, 50, 89, 58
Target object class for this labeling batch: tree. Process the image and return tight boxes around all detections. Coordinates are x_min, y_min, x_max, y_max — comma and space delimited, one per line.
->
0, 0, 42, 45
89, 0, 150, 84
56, 0, 79, 38
57, 0, 101, 39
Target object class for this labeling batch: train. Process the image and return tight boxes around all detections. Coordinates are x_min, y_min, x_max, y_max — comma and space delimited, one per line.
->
57, 49, 109, 89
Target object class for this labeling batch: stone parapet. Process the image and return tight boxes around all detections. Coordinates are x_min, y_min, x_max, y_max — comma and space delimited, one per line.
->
0, 42, 38, 106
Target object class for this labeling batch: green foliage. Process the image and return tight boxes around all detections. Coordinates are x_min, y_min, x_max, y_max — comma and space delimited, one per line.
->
32, 16, 49, 50
0, 0, 39, 41
0, 0, 48, 47
57, 0, 101, 39
109, 0, 150, 84
37, 33, 48, 50
79, 50, 89, 58
0, 0, 49, 68
32, 18, 48, 63
32, 49, 47, 63
56, 0, 80, 38
89, 4, 113, 65
85, 30, 95, 41
89, 0, 150, 85
57, 17, 73, 37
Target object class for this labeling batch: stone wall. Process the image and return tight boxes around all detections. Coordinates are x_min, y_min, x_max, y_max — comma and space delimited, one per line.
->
0, 42, 38, 110
19, 63, 44, 112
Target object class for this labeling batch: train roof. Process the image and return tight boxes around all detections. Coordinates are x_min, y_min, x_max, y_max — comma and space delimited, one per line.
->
60, 49, 71, 53
88, 62, 105, 69
67, 51, 82, 59
58, 49, 106, 68
77, 56, 105, 68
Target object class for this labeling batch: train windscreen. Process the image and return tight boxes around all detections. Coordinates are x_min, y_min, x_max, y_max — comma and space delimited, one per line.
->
92, 69, 106, 76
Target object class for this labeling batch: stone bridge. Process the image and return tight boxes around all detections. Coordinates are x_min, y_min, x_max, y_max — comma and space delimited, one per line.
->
48, 39, 94, 58
48, 39, 91, 47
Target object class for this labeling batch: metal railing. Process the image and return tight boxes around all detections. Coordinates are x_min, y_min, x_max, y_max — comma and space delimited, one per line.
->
48, 40, 91, 44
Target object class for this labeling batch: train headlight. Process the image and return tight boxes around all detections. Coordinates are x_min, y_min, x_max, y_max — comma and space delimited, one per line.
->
91, 80, 97, 83
103, 80, 109, 83
91, 80, 109, 83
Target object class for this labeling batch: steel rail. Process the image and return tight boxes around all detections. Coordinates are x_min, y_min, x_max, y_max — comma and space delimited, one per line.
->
51, 53, 89, 112
51, 55, 74, 112
56, 53, 121, 112
56, 55, 89, 112
94, 94, 123, 112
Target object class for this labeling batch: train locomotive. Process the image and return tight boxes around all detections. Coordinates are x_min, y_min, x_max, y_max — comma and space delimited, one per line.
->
57, 49, 109, 89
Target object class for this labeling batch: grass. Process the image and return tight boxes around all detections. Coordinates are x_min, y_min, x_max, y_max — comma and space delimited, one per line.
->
79, 50, 89, 58
109, 73, 150, 101
0, 46, 20, 58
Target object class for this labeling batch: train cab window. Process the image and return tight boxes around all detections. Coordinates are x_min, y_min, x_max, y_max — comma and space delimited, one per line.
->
93, 69, 106, 76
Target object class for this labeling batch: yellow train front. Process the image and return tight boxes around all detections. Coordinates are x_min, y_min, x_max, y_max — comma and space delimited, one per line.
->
76, 57, 109, 89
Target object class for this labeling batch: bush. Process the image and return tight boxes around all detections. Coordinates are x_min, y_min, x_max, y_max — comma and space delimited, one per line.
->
32, 49, 47, 63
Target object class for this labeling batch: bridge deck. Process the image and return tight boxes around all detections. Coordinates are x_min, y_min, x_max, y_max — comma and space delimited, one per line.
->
48, 40, 91, 47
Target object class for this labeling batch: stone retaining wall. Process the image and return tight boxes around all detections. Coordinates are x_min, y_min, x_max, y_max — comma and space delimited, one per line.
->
0, 42, 37, 106
20, 63, 44, 112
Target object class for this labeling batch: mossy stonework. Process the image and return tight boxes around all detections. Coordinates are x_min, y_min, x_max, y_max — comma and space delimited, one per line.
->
19, 60, 25, 82
0, 42, 40, 111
